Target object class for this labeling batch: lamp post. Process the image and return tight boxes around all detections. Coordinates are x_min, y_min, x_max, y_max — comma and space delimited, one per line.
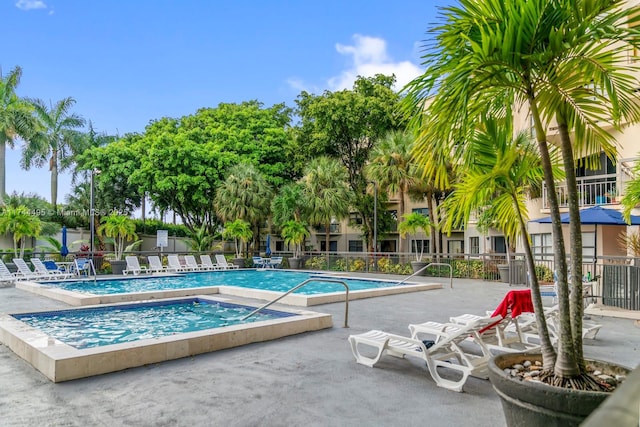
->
369, 181, 378, 271
89, 170, 95, 260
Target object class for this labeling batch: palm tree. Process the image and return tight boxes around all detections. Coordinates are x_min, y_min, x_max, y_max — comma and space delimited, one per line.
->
301, 157, 351, 258
271, 182, 307, 225
0, 66, 36, 200
97, 214, 138, 261
0, 205, 42, 258
397, 212, 431, 263
366, 131, 418, 253
214, 163, 273, 251
280, 220, 310, 259
222, 219, 253, 259
442, 115, 563, 364
404, 0, 640, 384
22, 97, 85, 209
185, 223, 220, 252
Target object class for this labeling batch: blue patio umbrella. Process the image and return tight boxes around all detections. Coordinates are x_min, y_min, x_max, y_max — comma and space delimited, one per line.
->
265, 234, 272, 257
60, 226, 69, 257
531, 206, 640, 260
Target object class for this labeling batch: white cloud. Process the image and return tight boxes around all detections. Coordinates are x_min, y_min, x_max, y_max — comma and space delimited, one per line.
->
15, 0, 47, 11
328, 34, 423, 92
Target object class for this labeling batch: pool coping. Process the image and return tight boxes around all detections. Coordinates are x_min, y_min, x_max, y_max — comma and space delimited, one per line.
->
15, 272, 443, 307
0, 295, 333, 382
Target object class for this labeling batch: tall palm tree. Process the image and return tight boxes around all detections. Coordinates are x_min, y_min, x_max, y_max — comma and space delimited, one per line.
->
271, 182, 307, 225
366, 131, 417, 253
214, 163, 273, 251
0, 205, 42, 258
22, 97, 85, 209
442, 115, 563, 366
404, 0, 640, 383
0, 66, 36, 200
301, 156, 351, 258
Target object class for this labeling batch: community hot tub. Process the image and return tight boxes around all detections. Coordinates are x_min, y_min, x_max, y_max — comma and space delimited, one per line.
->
0, 296, 332, 382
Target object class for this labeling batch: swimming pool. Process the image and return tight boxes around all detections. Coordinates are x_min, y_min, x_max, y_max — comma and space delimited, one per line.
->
0, 295, 332, 382
16, 270, 443, 307
13, 298, 294, 349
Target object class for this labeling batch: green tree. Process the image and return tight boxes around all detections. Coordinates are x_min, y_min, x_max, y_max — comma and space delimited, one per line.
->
296, 75, 401, 251
280, 220, 310, 259
214, 163, 273, 250
365, 131, 418, 252
22, 97, 85, 208
397, 212, 431, 262
222, 219, 253, 259
0, 66, 36, 200
271, 182, 307, 225
404, 0, 640, 384
97, 214, 138, 260
0, 205, 42, 258
185, 223, 220, 252
302, 156, 351, 257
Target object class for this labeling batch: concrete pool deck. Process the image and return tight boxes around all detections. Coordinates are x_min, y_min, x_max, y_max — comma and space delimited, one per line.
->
1, 274, 640, 426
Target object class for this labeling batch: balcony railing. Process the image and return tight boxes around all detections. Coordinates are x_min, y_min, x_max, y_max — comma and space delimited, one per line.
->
314, 224, 341, 234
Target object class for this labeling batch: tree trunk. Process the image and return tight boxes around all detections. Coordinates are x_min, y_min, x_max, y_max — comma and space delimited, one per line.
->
398, 187, 406, 253
50, 151, 58, 209
0, 140, 5, 201
324, 221, 330, 266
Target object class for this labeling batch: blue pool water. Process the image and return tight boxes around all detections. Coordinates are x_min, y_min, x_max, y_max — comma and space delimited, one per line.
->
14, 298, 293, 349
45, 270, 396, 295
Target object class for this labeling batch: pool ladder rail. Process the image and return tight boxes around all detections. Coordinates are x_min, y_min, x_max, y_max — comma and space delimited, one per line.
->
241, 278, 350, 328
395, 262, 453, 289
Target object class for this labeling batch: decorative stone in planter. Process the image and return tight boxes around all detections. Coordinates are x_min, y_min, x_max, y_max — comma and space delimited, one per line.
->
488, 353, 630, 427
410, 261, 428, 276
110, 260, 127, 275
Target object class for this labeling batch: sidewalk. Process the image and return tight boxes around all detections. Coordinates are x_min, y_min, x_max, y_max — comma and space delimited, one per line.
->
1, 276, 639, 427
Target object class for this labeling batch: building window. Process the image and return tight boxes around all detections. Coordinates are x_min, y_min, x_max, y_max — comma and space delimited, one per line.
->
411, 239, 429, 253
412, 207, 429, 217
469, 237, 479, 254
320, 241, 338, 252
349, 213, 363, 225
532, 233, 553, 260
448, 240, 464, 254
582, 232, 595, 263
348, 240, 363, 252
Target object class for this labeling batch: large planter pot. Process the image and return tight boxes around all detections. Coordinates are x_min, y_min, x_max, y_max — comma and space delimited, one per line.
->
497, 264, 510, 282
488, 353, 630, 427
410, 261, 428, 276
233, 258, 245, 269
288, 257, 303, 269
110, 259, 127, 275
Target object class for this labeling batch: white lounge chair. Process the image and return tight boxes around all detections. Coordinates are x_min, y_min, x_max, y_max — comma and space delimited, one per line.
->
215, 254, 239, 270
268, 256, 282, 269
147, 255, 168, 273
167, 255, 188, 272
13, 258, 41, 280
183, 255, 203, 271
199, 254, 220, 271
123, 256, 148, 276
0, 259, 18, 283
31, 258, 73, 280
349, 315, 501, 392
253, 256, 268, 268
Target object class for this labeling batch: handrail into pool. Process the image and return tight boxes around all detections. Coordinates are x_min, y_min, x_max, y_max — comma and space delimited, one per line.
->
241, 278, 350, 327
395, 262, 453, 289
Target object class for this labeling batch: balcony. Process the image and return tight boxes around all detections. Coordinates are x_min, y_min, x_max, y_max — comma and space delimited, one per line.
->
314, 224, 342, 234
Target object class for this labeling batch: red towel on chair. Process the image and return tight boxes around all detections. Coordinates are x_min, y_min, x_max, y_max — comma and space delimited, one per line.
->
480, 289, 535, 333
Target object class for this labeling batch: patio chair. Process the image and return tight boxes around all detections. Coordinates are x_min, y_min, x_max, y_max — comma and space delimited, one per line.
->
268, 256, 283, 269
0, 259, 18, 283
123, 256, 149, 276
147, 255, 168, 273
13, 258, 41, 280
167, 255, 188, 272
71, 258, 96, 277
349, 315, 502, 392
215, 254, 239, 270
31, 258, 73, 280
199, 254, 221, 271
253, 256, 268, 268
183, 255, 203, 271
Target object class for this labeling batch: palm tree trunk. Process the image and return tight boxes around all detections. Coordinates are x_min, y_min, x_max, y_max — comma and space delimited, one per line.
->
529, 98, 578, 378
557, 115, 585, 369
50, 150, 58, 209
324, 221, 330, 267
399, 188, 406, 253
0, 140, 5, 201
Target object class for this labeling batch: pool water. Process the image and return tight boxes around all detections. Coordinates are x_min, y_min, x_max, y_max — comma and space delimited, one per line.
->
13, 298, 293, 349
46, 270, 397, 295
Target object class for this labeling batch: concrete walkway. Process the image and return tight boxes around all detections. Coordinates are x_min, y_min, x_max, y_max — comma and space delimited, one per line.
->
1, 276, 639, 427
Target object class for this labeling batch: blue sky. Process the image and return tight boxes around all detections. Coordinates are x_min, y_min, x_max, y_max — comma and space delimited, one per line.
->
3, 0, 448, 206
